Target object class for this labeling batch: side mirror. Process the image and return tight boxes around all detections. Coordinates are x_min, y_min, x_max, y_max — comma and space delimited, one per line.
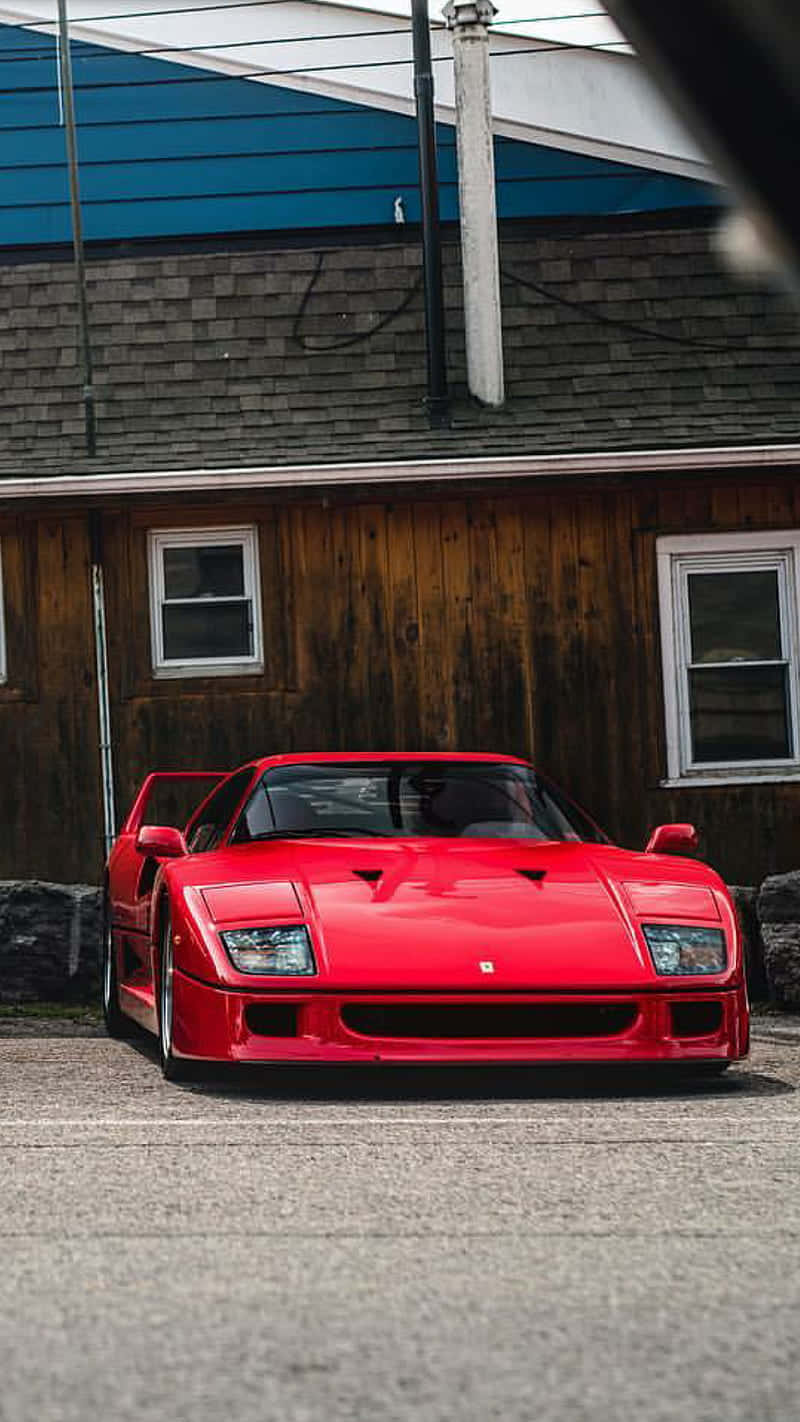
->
135, 824, 188, 858
645, 823, 699, 856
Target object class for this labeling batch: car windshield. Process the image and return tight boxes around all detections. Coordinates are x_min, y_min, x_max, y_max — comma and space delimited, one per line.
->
235, 762, 607, 843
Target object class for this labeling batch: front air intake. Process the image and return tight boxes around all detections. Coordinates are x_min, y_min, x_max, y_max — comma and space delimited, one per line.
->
340, 1002, 637, 1039
670, 1001, 724, 1037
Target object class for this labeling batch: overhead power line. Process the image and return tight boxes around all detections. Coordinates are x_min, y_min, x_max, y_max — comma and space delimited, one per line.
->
0, 167, 663, 208
0, 14, 628, 63
0, 24, 416, 62
0, 39, 630, 93
12, 5, 607, 31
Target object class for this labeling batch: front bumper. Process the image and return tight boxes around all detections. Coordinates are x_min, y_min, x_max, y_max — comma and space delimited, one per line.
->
171, 969, 749, 1064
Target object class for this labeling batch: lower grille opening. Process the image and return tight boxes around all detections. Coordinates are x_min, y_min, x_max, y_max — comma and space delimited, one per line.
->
340, 1002, 637, 1040
670, 1001, 724, 1037
245, 1003, 299, 1037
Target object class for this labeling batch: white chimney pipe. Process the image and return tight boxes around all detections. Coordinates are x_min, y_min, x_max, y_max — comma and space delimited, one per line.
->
443, 0, 505, 408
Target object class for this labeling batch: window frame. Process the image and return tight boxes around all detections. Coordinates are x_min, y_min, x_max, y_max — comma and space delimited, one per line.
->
147, 525, 264, 679
185, 766, 258, 854
657, 530, 800, 785
0, 539, 6, 685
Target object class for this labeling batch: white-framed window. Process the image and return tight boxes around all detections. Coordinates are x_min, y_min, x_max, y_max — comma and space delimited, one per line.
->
0, 539, 6, 685
147, 525, 263, 678
657, 531, 800, 785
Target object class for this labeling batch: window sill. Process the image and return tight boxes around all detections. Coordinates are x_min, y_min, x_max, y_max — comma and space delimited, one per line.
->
152, 661, 265, 680
660, 772, 800, 788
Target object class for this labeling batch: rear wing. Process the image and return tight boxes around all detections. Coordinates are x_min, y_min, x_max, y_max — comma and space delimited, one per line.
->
120, 771, 226, 836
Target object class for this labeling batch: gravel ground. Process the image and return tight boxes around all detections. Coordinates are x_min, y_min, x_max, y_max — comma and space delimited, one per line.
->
0, 1022, 798, 1422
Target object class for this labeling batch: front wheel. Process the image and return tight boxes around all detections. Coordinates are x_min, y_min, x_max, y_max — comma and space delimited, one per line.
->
158, 904, 191, 1082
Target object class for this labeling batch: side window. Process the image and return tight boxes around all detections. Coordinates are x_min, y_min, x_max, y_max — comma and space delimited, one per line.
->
657, 532, 800, 782
147, 526, 263, 678
231, 777, 274, 843
186, 769, 256, 854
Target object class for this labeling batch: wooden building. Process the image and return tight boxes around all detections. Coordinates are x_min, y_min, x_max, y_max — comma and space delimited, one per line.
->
1, 9, 799, 886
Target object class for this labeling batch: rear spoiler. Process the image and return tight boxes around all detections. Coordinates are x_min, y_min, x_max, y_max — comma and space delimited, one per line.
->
120, 771, 226, 836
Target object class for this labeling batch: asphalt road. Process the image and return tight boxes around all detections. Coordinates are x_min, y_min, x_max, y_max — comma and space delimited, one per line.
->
1, 1028, 799, 1422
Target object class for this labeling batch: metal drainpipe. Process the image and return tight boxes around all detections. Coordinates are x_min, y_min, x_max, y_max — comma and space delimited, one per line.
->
411, 0, 450, 428
89, 514, 116, 860
443, 0, 505, 407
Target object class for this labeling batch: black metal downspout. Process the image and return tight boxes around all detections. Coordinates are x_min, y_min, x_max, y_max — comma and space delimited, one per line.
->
411, 0, 450, 428
57, 0, 96, 457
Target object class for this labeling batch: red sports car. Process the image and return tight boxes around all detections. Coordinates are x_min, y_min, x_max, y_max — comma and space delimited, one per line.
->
103, 753, 749, 1079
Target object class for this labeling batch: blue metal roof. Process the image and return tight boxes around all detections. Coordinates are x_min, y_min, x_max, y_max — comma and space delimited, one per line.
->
0, 24, 719, 247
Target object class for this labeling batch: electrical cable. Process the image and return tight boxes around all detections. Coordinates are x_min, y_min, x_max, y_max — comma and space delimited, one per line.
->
501, 264, 800, 356
0, 148, 661, 175
292, 248, 422, 351
0, 37, 628, 80
0, 102, 379, 131
0, 168, 696, 208
0, 25, 416, 63
0, 11, 615, 60
11, 4, 607, 32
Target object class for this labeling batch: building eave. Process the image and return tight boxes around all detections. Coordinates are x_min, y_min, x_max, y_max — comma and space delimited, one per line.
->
3, 443, 800, 501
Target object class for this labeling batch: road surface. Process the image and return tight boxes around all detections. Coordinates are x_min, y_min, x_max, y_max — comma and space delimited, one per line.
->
1, 1026, 798, 1422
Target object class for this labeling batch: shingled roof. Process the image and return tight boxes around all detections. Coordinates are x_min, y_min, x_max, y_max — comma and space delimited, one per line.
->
1, 213, 799, 478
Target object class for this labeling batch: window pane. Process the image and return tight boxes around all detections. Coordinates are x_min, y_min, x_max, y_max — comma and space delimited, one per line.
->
689, 664, 791, 762
258, 763, 607, 841
163, 544, 245, 600
163, 600, 252, 661
688, 570, 781, 663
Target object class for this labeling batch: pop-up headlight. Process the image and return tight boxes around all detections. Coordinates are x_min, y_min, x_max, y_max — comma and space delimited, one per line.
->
643, 924, 726, 976
220, 925, 316, 975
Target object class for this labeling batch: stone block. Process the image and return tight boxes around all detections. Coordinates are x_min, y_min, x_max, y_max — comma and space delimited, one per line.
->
761, 925, 800, 1008
757, 872, 800, 1006
0, 882, 102, 1004
758, 870, 800, 924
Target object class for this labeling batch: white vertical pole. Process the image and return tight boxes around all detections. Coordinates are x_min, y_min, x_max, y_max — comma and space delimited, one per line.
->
443, 0, 505, 408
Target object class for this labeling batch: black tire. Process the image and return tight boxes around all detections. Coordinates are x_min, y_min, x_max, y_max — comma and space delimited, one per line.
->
157, 901, 192, 1082
101, 895, 137, 1039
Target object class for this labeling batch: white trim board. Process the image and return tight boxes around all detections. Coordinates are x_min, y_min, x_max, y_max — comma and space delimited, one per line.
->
656, 530, 800, 786
3, 443, 800, 502
147, 524, 265, 678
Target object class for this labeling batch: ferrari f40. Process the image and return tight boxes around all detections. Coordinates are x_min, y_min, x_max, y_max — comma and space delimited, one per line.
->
103, 754, 749, 1078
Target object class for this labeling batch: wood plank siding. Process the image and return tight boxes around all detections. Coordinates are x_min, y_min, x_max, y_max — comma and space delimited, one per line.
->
2, 471, 800, 885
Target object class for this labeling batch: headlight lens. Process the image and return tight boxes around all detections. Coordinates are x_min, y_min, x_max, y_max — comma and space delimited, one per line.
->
643, 923, 726, 975
220, 925, 316, 975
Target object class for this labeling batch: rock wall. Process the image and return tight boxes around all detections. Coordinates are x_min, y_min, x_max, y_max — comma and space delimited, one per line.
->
0, 876, 796, 1009
0, 882, 102, 1003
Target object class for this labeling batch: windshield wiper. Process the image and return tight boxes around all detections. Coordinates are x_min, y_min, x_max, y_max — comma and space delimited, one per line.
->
252, 826, 393, 840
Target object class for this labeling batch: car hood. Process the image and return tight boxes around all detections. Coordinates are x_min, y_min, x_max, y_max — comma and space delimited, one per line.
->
194, 838, 728, 991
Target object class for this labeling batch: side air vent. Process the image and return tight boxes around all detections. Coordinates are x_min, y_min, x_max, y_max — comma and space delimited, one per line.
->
516, 869, 546, 882
245, 1003, 298, 1037
353, 869, 382, 883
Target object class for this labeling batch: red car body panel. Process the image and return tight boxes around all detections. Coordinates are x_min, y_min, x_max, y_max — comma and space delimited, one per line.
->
105, 754, 749, 1067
